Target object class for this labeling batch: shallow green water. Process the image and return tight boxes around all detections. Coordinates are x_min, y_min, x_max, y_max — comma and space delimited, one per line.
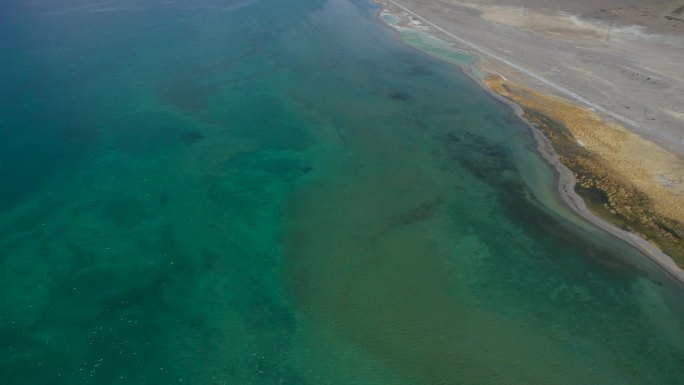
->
1, 0, 683, 384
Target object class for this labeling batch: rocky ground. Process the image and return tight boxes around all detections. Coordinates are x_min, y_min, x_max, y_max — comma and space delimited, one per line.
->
456, 0, 684, 34
380, 0, 684, 158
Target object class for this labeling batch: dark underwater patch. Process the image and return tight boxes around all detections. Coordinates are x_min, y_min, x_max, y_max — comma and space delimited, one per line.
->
388, 90, 411, 101
389, 198, 442, 227
408, 64, 433, 76
181, 130, 205, 145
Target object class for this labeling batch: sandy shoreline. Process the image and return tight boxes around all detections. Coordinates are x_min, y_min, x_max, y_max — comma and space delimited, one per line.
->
373, 0, 684, 286
475, 73, 684, 289
490, 87, 684, 288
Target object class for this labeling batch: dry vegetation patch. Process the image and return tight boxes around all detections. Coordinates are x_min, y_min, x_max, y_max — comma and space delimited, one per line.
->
485, 74, 684, 265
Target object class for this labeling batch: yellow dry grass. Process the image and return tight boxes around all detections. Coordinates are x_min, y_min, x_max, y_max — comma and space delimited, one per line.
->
485, 75, 684, 260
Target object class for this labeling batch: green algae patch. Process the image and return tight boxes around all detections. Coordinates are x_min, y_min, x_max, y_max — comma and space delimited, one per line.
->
378, 9, 475, 68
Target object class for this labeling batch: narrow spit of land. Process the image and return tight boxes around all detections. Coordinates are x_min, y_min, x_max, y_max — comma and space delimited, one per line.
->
375, 0, 684, 284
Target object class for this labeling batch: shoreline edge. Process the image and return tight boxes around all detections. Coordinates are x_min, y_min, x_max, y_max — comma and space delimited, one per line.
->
372, 0, 684, 287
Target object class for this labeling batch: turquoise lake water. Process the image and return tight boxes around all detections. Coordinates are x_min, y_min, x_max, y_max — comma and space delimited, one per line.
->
1, 0, 684, 384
